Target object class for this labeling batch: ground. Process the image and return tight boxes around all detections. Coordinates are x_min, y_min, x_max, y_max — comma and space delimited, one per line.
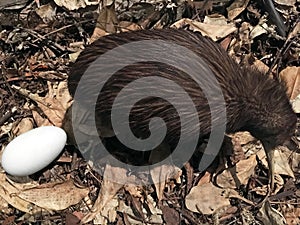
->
0, 0, 300, 224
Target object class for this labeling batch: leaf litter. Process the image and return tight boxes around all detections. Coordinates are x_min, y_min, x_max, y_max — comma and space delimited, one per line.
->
0, 0, 299, 224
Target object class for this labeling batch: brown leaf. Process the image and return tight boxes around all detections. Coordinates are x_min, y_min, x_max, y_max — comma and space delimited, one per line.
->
291, 150, 300, 174
12, 118, 34, 136
232, 131, 256, 145
292, 94, 300, 113
117, 196, 163, 225
197, 171, 211, 186
124, 184, 143, 199
185, 182, 231, 214
257, 201, 286, 225
184, 162, 194, 193
161, 206, 180, 225
216, 155, 257, 189
53, 0, 99, 10
119, 21, 142, 32
18, 180, 89, 211
150, 165, 182, 201
273, 146, 295, 179
280, 66, 300, 100
220, 36, 232, 51
0, 172, 42, 214
227, 0, 250, 20
90, 27, 109, 43
35, 3, 56, 23
284, 206, 300, 225
96, 4, 118, 34
258, 146, 295, 178
80, 164, 125, 224
171, 18, 237, 41
128, 195, 144, 220
2, 216, 16, 225
66, 212, 81, 225
12, 81, 72, 127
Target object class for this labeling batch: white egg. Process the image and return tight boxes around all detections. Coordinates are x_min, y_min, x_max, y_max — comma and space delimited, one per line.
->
1, 126, 67, 176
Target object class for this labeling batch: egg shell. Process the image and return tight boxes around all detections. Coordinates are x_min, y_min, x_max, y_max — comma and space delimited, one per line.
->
1, 126, 67, 176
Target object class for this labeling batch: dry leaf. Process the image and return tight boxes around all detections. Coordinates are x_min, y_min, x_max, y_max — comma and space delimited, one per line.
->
150, 165, 182, 201
203, 14, 228, 25
65, 212, 81, 225
0, 122, 14, 139
161, 205, 180, 225
119, 21, 142, 32
12, 117, 34, 136
185, 182, 231, 215
18, 180, 89, 211
257, 146, 295, 178
32, 110, 51, 126
273, 146, 295, 178
284, 206, 300, 225
0, 172, 42, 214
251, 58, 270, 74
250, 22, 269, 39
220, 36, 232, 50
118, 198, 163, 225
92, 197, 119, 224
171, 18, 237, 41
231, 134, 246, 163
90, 3, 118, 42
90, 27, 109, 43
291, 150, 300, 174
291, 94, 300, 113
227, 0, 250, 20
124, 184, 143, 198
12, 81, 72, 127
69, 51, 82, 63
257, 201, 286, 225
56, 81, 73, 109
280, 66, 300, 100
0, 196, 9, 213
287, 22, 300, 40
0, 0, 28, 10
186, 182, 253, 215
81, 164, 125, 224
216, 155, 257, 189
35, 3, 56, 23
146, 195, 162, 216
240, 207, 257, 224
54, 0, 100, 10
232, 131, 256, 146
96, 4, 118, 33
274, 0, 297, 7
256, 148, 289, 194
118, 201, 138, 224
197, 171, 211, 186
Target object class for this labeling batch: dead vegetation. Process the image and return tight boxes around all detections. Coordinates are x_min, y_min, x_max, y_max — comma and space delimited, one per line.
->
0, 0, 300, 224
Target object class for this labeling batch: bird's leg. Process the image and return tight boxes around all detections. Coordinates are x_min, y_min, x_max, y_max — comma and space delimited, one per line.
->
261, 140, 276, 193
256, 143, 275, 207
265, 148, 275, 191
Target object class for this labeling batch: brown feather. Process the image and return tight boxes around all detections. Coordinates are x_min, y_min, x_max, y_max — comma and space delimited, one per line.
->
67, 29, 296, 155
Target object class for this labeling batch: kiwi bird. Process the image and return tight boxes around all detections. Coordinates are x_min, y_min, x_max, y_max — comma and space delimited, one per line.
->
64, 29, 296, 189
